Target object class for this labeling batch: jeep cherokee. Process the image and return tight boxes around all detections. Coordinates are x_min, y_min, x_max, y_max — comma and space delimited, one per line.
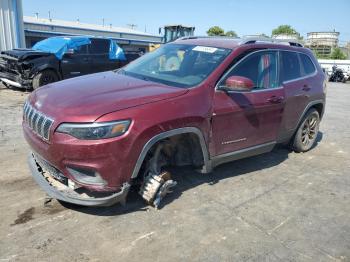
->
23, 37, 326, 208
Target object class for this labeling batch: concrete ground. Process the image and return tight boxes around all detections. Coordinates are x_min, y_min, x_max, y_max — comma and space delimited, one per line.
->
0, 82, 349, 262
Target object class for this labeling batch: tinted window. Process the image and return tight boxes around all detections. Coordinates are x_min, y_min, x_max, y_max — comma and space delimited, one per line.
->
281, 51, 302, 81
223, 51, 279, 89
74, 44, 88, 54
300, 53, 316, 75
90, 39, 110, 54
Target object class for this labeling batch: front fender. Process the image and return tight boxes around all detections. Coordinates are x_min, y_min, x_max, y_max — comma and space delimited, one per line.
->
130, 127, 212, 179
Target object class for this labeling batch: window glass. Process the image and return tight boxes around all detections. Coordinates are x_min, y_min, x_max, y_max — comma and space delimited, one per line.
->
74, 44, 89, 54
222, 51, 279, 89
300, 53, 316, 75
281, 51, 302, 81
90, 39, 110, 54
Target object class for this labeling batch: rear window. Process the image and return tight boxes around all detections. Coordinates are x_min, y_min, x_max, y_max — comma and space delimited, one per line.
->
281, 51, 302, 82
300, 53, 316, 75
90, 39, 110, 54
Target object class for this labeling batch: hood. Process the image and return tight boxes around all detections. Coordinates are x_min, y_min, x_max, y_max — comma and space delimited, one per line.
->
29, 71, 188, 122
1, 49, 52, 61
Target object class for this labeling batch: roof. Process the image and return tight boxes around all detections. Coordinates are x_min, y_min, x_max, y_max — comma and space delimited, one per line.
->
174, 36, 304, 49
175, 37, 242, 49
23, 16, 156, 37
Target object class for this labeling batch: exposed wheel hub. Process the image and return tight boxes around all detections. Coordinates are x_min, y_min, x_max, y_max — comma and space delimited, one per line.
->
139, 171, 177, 209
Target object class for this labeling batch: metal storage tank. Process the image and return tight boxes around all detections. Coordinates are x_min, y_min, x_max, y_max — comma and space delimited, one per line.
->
0, 0, 25, 51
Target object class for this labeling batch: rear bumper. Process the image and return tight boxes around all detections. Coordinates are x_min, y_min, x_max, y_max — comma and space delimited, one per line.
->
28, 153, 130, 207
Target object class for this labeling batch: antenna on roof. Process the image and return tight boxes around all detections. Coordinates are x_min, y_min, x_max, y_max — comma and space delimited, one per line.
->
48, 11, 52, 21
34, 12, 39, 19
102, 18, 105, 27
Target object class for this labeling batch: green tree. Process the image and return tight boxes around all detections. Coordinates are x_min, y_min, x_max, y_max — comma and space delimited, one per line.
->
207, 26, 225, 36
330, 47, 347, 60
313, 50, 328, 59
225, 30, 238, 37
272, 25, 303, 40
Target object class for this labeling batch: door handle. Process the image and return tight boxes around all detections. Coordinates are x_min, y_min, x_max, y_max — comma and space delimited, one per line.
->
267, 96, 284, 104
302, 84, 311, 91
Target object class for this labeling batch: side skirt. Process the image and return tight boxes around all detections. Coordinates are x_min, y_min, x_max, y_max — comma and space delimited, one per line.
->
209, 141, 276, 169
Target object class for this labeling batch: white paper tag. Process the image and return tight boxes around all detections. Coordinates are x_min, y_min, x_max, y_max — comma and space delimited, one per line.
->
192, 46, 218, 53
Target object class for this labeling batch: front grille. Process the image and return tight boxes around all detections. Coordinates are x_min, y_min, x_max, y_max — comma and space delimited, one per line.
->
23, 101, 54, 141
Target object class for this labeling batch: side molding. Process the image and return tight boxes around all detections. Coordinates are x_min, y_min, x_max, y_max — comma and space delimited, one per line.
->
130, 127, 212, 179
211, 141, 276, 168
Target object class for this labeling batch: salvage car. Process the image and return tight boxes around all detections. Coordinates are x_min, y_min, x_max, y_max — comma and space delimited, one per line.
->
23, 37, 326, 208
0, 36, 131, 90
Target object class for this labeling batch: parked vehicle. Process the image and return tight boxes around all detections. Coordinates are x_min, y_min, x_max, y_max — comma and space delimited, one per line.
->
23, 37, 326, 208
0, 36, 135, 90
329, 65, 346, 83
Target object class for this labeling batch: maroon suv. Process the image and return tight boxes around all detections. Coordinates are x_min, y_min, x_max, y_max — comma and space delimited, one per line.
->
23, 37, 326, 208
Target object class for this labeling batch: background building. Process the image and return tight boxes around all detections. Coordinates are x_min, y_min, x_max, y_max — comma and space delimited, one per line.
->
0, 0, 25, 51
305, 31, 339, 57
23, 16, 162, 53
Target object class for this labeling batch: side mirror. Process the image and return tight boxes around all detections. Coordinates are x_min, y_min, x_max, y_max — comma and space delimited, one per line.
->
220, 76, 254, 92
64, 49, 75, 56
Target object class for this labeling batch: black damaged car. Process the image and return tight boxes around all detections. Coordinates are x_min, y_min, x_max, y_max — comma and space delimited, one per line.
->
0, 36, 139, 90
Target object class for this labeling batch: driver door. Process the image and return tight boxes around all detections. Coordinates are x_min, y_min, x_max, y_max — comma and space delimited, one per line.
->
211, 50, 285, 156
61, 44, 91, 79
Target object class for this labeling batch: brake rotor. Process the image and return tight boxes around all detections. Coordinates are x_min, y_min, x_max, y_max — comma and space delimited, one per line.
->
139, 171, 177, 208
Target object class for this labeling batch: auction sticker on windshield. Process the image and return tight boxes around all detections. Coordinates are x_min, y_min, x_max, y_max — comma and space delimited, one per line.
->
192, 46, 218, 53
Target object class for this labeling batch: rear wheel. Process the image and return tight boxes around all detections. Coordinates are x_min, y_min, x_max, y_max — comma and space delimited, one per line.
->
32, 70, 58, 90
291, 109, 320, 153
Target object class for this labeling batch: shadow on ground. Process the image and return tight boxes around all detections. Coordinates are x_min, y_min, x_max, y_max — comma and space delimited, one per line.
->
55, 133, 324, 216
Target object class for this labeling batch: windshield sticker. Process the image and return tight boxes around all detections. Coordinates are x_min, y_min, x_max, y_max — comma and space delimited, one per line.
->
192, 46, 218, 53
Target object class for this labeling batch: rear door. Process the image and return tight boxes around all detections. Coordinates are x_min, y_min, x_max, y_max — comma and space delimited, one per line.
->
279, 51, 316, 138
61, 43, 91, 78
89, 39, 120, 73
211, 50, 285, 156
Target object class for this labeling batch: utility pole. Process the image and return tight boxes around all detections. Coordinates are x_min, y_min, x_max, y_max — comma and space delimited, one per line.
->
127, 24, 137, 30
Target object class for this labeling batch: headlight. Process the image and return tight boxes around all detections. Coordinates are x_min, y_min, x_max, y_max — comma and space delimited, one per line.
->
56, 120, 131, 140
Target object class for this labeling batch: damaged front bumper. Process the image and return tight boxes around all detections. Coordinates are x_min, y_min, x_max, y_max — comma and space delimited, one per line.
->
28, 153, 130, 207
0, 71, 32, 88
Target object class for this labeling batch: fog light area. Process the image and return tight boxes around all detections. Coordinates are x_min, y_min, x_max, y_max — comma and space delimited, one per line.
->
67, 167, 107, 186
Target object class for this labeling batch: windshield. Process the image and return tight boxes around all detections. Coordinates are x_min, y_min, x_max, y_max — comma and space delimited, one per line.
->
121, 44, 231, 88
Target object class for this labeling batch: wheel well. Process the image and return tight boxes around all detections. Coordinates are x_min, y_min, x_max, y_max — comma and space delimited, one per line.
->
136, 133, 205, 180
311, 103, 324, 118
33, 68, 59, 80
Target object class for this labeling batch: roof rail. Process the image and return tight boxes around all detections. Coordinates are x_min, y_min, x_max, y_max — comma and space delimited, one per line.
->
240, 37, 303, 47
176, 35, 304, 47
176, 35, 239, 41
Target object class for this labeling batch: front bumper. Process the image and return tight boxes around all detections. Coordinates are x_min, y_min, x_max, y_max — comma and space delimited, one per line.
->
28, 153, 130, 207
0, 71, 32, 88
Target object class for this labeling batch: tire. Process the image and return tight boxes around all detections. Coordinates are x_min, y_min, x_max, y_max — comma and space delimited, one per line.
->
291, 109, 320, 153
32, 70, 58, 90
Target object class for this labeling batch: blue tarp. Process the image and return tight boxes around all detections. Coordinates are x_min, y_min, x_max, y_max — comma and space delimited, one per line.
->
110, 40, 126, 61
32, 36, 126, 61
32, 36, 91, 59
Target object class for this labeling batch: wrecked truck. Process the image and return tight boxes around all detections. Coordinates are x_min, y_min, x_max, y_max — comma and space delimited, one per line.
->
23, 37, 325, 208
0, 36, 129, 90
